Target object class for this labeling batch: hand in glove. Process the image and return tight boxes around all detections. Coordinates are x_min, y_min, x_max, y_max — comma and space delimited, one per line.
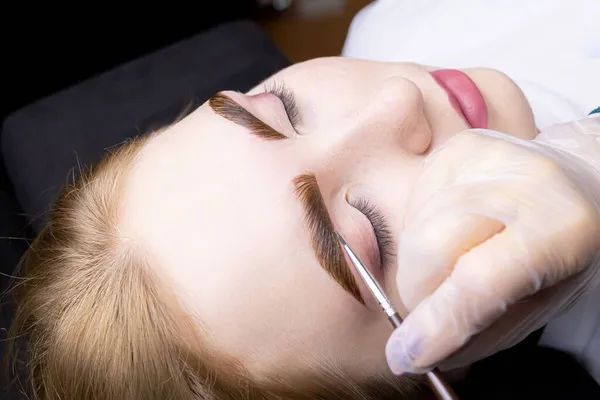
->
386, 115, 600, 375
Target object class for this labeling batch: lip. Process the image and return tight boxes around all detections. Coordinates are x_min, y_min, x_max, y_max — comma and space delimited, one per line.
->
430, 69, 488, 129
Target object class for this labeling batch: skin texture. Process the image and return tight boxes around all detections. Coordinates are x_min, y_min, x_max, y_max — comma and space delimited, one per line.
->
120, 57, 537, 386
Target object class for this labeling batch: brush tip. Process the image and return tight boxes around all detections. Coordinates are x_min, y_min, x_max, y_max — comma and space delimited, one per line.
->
335, 231, 347, 246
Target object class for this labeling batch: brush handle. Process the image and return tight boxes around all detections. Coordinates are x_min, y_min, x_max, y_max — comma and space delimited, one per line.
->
388, 312, 403, 328
387, 313, 459, 399
426, 370, 459, 400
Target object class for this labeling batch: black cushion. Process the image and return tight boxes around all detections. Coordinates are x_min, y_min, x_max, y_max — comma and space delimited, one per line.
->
1, 20, 289, 234
2, 3, 261, 120
0, 168, 30, 290
0, 158, 31, 397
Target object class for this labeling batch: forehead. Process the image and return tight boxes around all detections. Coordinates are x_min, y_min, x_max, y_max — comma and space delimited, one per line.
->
122, 110, 301, 288
118, 104, 360, 358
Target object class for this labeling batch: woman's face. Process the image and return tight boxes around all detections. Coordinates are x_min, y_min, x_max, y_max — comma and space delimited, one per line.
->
122, 57, 536, 384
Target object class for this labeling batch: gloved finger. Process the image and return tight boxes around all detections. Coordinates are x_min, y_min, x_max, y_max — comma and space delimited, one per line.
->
435, 280, 565, 370
386, 224, 558, 375
388, 124, 600, 374
396, 211, 504, 311
397, 126, 596, 306
395, 131, 514, 310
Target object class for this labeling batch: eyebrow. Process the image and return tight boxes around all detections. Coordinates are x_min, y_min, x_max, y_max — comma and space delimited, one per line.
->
293, 173, 364, 304
209, 92, 288, 140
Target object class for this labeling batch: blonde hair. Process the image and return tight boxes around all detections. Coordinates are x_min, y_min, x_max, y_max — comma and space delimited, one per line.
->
4, 128, 422, 399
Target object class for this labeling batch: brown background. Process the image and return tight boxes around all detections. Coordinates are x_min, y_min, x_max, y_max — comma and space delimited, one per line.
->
257, 0, 374, 63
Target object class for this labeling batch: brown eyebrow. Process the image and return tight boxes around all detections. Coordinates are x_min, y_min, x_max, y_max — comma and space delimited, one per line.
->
293, 173, 364, 305
208, 92, 287, 140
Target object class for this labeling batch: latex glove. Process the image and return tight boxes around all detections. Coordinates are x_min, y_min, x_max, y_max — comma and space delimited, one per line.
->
386, 115, 600, 375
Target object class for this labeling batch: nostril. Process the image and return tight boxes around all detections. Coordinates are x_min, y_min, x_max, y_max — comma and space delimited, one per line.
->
374, 78, 432, 155
401, 126, 433, 155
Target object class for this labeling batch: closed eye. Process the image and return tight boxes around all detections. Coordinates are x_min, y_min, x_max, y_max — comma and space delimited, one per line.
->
263, 80, 301, 131
348, 197, 395, 270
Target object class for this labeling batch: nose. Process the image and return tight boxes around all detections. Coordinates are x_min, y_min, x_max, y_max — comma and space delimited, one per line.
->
324, 77, 433, 161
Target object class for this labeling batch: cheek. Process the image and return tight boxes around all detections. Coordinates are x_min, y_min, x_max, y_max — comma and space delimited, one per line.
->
365, 158, 425, 227
358, 162, 426, 314
463, 68, 537, 138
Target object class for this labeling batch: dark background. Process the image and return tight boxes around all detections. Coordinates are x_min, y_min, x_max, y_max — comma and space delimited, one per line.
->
2, 4, 261, 123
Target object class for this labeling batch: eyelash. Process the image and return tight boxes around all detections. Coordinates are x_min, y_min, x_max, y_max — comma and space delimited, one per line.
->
351, 197, 395, 270
263, 80, 301, 130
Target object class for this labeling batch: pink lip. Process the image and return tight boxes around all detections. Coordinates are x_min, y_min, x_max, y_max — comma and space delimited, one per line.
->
430, 69, 488, 129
